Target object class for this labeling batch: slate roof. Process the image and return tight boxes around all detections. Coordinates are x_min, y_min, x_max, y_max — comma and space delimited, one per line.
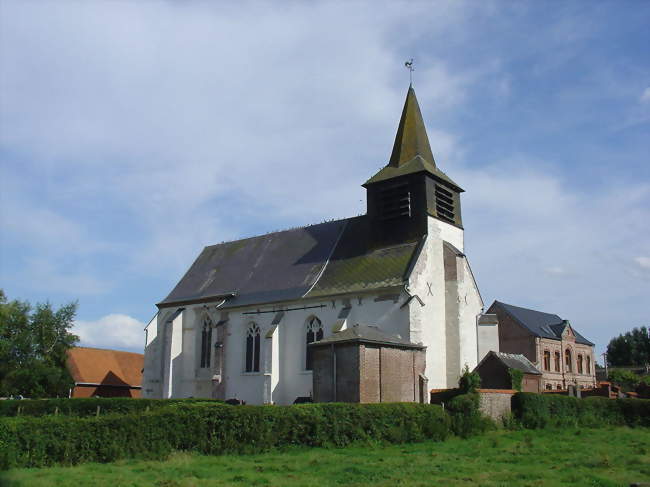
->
307, 216, 419, 298
309, 323, 425, 349
490, 301, 594, 346
363, 86, 462, 192
159, 216, 420, 309
485, 351, 542, 375
158, 86, 450, 310
66, 347, 143, 387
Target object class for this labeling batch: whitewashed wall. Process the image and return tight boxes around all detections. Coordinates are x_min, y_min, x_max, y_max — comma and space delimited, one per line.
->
142, 216, 493, 402
457, 257, 485, 375
143, 292, 410, 404
407, 216, 484, 389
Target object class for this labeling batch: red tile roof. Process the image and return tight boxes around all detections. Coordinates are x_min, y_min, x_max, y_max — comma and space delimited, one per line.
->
66, 347, 143, 387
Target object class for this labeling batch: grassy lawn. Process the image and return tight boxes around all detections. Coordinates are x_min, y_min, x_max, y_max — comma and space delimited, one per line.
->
1, 427, 649, 487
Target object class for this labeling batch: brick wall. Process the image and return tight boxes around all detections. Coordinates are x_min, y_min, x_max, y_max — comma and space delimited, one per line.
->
488, 305, 537, 363
313, 342, 425, 403
537, 337, 597, 390
380, 347, 416, 402
359, 345, 380, 403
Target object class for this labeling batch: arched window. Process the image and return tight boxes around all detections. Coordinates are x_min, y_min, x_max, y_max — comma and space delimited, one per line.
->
543, 350, 551, 371
586, 356, 591, 374
554, 351, 561, 372
200, 316, 212, 368
245, 323, 261, 373
557, 384, 562, 390
577, 354, 583, 374
565, 348, 572, 372
545, 383, 552, 390
305, 316, 323, 370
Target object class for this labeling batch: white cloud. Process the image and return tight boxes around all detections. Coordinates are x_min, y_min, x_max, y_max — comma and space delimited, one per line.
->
459, 160, 650, 357
0, 0, 477, 283
635, 256, 650, 270
0, 1, 648, 359
544, 266, 566, 276
641, 87, 650, 103
73, 314, 146, 352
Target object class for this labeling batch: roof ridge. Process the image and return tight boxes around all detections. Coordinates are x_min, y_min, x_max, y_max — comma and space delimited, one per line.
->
70, 346, 143, 355
204, 215, 358, 250
496, 300, 562, 318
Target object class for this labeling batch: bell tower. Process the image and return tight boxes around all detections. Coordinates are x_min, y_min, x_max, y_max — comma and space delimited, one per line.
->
363, 86, 464, 247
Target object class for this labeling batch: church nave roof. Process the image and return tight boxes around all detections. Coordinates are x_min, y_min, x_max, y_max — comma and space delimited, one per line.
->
158, 216, 420, 309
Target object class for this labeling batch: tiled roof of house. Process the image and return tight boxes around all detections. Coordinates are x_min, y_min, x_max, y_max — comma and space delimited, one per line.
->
489, 300, 594, 346
66, 347, 143, 387
159, 216, 420, 309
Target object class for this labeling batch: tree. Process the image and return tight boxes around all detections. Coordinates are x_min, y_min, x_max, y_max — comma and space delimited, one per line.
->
0, 290, 79, 398
606, 327, 650, 366
458, 365, 481, 393
607, 369, 639, 392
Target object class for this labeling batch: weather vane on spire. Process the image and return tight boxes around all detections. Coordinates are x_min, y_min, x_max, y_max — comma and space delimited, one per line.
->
405, 58, 414, 85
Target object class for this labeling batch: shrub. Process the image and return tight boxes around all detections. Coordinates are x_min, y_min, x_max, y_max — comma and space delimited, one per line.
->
0, 397, 221, 417
446, 393, 494, 437
511, 392, 650, 429
458, 366, 481, 394
0, 402, 451, 469
608, 369, 640, 392
508, 368, 523, 392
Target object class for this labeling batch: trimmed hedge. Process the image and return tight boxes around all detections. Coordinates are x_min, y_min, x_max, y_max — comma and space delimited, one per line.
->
446, 393, 495, 437
0, 397, 221, 417
0, 402, 451, 469
512, 392, 650, 428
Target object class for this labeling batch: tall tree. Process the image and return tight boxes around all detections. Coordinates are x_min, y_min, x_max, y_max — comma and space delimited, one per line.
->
606, 326, 650, 366
0, 290, 79, 398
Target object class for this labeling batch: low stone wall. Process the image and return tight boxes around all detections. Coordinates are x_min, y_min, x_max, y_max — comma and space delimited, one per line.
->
477, 389, 515, 420
430, 388, 515, 421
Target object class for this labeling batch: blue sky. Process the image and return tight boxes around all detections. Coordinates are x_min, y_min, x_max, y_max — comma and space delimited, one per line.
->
1, 1, 648, 361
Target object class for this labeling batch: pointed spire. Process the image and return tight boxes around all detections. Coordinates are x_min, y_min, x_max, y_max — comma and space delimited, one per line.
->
388, 86, 435, 167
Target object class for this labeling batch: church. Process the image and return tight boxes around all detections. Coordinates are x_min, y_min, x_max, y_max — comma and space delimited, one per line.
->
142, 85, 499, 404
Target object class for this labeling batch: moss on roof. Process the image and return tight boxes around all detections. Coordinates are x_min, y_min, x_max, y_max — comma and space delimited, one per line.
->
306, 216, 419, 298
364, 155, 463, 191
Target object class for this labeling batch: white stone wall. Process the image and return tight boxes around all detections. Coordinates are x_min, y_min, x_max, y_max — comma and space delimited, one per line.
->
407, 216, 483, 389
407, 224, 446, 388
143, 292, 409, 404
477, 319, 500, 363
457, 257, 485, 373
142, 313, 159, 398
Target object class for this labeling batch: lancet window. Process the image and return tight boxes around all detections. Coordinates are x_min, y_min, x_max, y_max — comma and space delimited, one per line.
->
200, 317, 213, 369
305, 316, 323, 370
245, 323, 261, 373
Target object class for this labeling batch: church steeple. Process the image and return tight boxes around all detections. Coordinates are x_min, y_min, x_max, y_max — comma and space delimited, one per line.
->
363, 86, 461, 190
388, 86, 435, 168
363, 85, 465, 246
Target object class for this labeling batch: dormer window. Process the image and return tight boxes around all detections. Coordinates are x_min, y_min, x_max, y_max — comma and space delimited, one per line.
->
435, 184, 455, 224
378, 182, 411, 220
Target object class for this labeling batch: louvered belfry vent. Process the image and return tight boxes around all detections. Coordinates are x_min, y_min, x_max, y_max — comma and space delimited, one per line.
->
379, 182, 411, 220
435, 184, 455, 224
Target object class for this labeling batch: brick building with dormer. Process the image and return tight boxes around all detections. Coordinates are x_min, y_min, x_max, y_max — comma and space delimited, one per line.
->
487, 301, 596, 390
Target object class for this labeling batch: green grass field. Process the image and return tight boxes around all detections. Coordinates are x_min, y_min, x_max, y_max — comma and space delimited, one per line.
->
1, 427, 648, 487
